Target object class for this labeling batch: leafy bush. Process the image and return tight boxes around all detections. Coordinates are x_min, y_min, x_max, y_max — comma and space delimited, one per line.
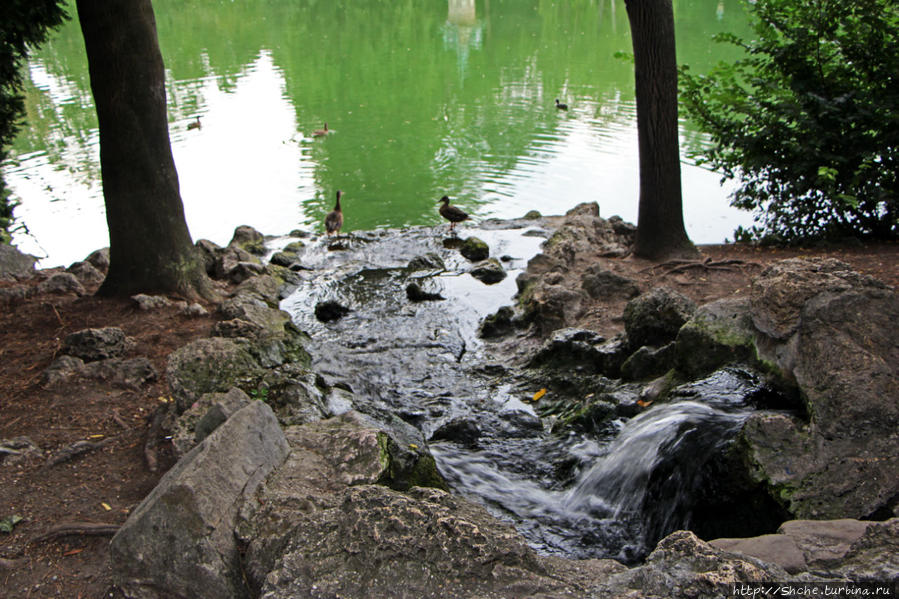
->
0, 0, 68, 242
680, 0, 898, 243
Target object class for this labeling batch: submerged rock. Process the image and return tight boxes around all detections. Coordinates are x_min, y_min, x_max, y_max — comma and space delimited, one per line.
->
406, 282, 445, 302
315, 300, 351, 322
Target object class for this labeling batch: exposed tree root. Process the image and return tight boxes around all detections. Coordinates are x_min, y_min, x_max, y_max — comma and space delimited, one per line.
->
28, 522, 120, 545
642, 256, 760, 276
46, 437, 116, 468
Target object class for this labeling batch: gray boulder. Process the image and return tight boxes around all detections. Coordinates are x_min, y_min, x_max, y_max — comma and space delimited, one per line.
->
62, 327, 130, 362
469, 257, 507, 284
170, 388, 253, 457
110, 401, 289, 599
258, 485, 594, 599
581, 265, 641, 300
37, 272, 85, 295
85, 247, 110, 272
237, 412, 448, 593
673, 298, 757, 378
229, 225, 266, 255
166, 337, 265, 412
66, 260, 105, 286
598, 530, 790, 599
407, 252, 445, 271
0, 244, 37, 281
623, 287, 696, 349
738, 259, 899, 520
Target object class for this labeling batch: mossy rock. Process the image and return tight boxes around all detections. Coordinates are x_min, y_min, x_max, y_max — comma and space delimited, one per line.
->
460, 237, 489, 262
674, 298, 758, 379
166, 337, 265, 412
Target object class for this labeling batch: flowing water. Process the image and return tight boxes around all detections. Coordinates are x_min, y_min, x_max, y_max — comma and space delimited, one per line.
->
2, 0, 755, 267
280, 224, 763, 563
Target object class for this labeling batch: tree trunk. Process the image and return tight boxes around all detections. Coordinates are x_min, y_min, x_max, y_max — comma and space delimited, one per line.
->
625, 0, 697, 260
76, 0, 213, 299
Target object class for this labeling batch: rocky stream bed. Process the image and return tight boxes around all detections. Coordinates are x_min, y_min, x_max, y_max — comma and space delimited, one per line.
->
2, 204, 896, 598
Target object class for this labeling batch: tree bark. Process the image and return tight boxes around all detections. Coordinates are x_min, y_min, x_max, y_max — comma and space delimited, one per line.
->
625, 0, 697, 260
76, 0, 213, 299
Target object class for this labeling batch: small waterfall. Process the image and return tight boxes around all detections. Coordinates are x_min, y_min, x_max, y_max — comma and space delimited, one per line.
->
434, 398, 753, 563
563, 401, 752, 555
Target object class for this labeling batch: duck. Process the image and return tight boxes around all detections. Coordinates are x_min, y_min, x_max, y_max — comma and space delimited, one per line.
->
555, 99, 568, 110
313, 123, 329, 137
187, 116, 202, 130
438, 195, 469, 232
325, 190, 344, 237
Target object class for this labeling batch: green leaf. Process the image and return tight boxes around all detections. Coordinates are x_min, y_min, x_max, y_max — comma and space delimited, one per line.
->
0, 514, 24, 533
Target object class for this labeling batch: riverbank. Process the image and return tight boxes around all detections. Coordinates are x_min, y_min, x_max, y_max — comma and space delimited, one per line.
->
1, 222, 897, 597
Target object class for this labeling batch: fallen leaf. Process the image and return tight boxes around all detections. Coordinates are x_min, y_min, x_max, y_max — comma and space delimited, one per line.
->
636, 399, 653, 408
532, 388, 547, 402
63, 548, 84, 556
101, 502, 112, 511
408, 443, 419, 451
87, 434, 104, 440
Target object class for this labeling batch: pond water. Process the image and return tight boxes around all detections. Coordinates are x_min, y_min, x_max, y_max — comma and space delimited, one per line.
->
2, 0, 754, 267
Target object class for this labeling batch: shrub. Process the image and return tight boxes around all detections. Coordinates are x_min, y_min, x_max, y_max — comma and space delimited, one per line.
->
680, 0, 899, 243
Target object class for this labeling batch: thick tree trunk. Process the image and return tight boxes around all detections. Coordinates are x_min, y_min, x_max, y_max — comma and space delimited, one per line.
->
76, 0, 213, 299
625, 0, 697, 260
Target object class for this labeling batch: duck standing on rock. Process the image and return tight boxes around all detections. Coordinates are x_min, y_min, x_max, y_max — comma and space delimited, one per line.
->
325, 190, 344, 237
439, 195, 469, 233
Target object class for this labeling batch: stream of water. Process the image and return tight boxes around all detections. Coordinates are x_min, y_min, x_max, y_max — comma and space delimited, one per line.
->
280, 222, 762, 562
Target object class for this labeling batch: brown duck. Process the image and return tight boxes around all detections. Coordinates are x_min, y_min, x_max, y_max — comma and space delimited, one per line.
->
313, 123, 329, 137
438, 195, 469, 232
325, 190, 344, 237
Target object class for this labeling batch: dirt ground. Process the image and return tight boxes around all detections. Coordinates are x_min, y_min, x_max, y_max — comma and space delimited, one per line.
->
1, 240, 896, 598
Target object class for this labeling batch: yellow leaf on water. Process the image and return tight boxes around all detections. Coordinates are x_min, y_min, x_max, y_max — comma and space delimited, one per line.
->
101, 502, 112, 511
636, 399, 653, 408
532, 388, 547, 402
408, 444, 419, 450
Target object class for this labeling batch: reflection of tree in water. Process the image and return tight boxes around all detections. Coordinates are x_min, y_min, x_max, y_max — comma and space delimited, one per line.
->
444, 0, 483, 81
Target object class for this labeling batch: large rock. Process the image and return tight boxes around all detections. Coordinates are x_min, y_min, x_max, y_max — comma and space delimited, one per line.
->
237, 412, 449, 594
170, 387, 253, 457
738, 259, 899, 520
623, 287, 696, 349
597, 530, 790, 598
229, 225, 266, 255
62, 327, 130, 362
37, 272, 85, 295
257, 485, 603, 599
0, 244, 36, 281
166, 337, 265, 412
673, 298, 757, 378
709, 518, 899, 582
110, 401, 289, 599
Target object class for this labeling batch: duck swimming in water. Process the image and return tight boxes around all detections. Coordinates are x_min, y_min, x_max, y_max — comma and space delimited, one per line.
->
187, 116, 202, 130
438, 195, 469, 232
313, 123, 329, 137
325, 190, 344, 237
555, 99, 568, 110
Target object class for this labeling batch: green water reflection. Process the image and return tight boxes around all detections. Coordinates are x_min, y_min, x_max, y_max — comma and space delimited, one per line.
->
4, 0, 752, 266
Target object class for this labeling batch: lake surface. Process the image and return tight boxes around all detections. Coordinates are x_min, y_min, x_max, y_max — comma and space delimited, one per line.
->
2, 0, 753, 267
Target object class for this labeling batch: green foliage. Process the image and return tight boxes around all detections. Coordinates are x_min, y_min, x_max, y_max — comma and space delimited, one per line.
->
0, 0, 68, 242
680, 0, 899, 243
